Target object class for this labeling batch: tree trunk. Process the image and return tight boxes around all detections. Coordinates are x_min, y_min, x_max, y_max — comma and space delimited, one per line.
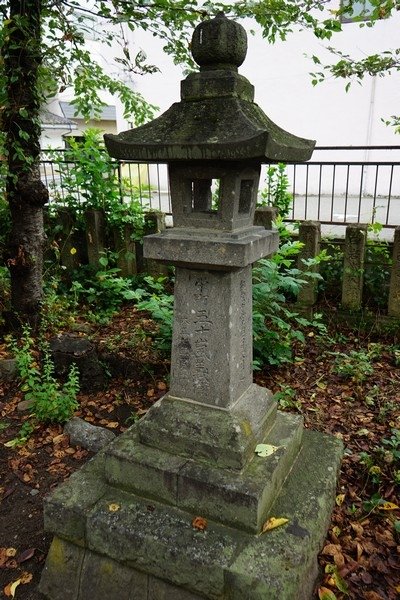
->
3, 0, 48, 326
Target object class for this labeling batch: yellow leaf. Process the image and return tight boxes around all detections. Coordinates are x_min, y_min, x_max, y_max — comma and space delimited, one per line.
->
255, 444, 280, 458
108, 503, 120, 512
70, 247, 77, 255
380, 502, 399, 511
395, 584, 400, 593
261, 517, 289, 533
4, 579, 21, 598
318, 587, 337, 600
316, 381, 327, 390
332, 526, 341, 537
5, 548, 17, 557
335, 494, 345, 506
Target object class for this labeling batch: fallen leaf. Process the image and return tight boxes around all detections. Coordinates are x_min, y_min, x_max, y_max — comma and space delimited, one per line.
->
335, 494, 345, 506
17, 548, 35, 563
332, 570, 349, 594
192, 516, 207, 531
331, 526, 341, 538
20, 571, 33, 584
108, 503, 120, 512
321, 543, 341, 557
255, 444, 280, 458
4, 579, 21, 598
106, 422, 119, 429
380, 502, 399, 511
318, 587, 337, 600
261, 517, 289, 533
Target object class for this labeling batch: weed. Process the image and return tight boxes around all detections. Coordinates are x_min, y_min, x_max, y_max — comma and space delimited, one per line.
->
4, 421, 35, 448
69, 254, 139, 319
332, 350, 374, 384
274, 385, 302, 412
253, 241, 326, 367
0, 421, 10, 433
10, 327, 79, 424
258, 163, 292, 219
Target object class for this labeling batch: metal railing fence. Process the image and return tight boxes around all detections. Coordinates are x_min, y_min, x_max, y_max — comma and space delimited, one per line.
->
40, 146, 400, 230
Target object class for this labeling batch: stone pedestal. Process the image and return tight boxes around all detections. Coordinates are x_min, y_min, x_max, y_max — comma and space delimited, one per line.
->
40, 223, 342, 600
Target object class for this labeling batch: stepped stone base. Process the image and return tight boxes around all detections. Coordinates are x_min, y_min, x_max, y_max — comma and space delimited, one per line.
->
40, 421, 342, 600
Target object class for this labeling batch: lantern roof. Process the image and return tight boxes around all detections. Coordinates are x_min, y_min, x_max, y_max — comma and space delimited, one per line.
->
104, 13, 315, 163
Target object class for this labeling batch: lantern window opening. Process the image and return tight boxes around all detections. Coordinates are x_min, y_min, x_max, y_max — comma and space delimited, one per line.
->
238, 179, 254, 215
190, 178, 221, 215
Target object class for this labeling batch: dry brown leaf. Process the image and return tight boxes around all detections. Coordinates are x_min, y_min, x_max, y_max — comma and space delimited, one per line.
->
350, 522, 364, 536
20, 571, 33, 584
321, 543, 341, 557
192, 516, 207, 531
106, 422, 119, 429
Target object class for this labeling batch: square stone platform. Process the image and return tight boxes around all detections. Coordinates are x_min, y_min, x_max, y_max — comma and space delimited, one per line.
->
40, 411, 342, 600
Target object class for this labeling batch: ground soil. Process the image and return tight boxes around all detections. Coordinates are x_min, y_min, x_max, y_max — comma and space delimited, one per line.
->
0, 306, 399, 600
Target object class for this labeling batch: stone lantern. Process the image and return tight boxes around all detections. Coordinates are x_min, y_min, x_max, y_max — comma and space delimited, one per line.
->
40, 14, 342, 600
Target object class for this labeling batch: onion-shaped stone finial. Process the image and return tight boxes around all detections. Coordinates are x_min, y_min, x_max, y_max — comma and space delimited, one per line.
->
191, 12, 247, 71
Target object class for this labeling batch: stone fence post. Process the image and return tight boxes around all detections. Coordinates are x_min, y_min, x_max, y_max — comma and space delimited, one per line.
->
296, 220, 321, 310
388, 226, 400, 318
341, 223, 367, 311
254, 206, 278, 230
85, 209, 105, 269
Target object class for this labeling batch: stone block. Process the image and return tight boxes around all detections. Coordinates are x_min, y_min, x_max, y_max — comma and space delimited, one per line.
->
39, 537, 84, 600
104, 429, 188, 505
177, 412, 303, 532
138, 385, 277, 470
143, 227, 279, 270
0, 358, 17, 381
41, 429, 342, 600
86, 490, 245, 599
44, 455, 108, 545
148, 576, 203, 600
225, 430, 343, 600
85, 209, 105, 268
79, 550, 148, 600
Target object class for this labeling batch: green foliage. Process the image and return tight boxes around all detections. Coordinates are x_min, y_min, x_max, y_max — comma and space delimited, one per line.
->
259, 163, 292, 219
10, 327, 79, 424
252, 241, 326, 367
69, 255, 138, 321
274, 385, 302, 411
364, 234, 392, 308
4, 421, 35, 448
134, 276, 175, 353
359, 429, 400, 489
331, 349, 374, 383
50, 129, 148, 241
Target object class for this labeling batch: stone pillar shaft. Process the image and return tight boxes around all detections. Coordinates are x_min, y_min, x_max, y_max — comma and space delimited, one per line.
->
170, 266, 252, 408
